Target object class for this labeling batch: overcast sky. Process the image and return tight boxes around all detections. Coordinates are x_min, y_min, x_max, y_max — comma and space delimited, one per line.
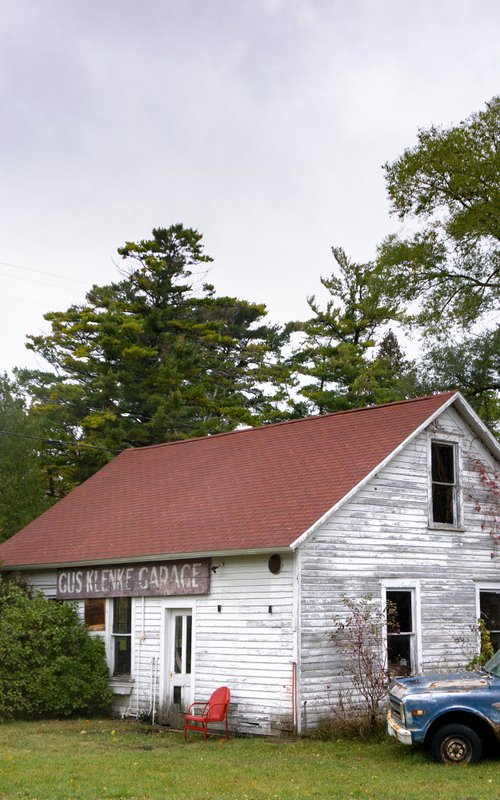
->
1, 0, 498, 375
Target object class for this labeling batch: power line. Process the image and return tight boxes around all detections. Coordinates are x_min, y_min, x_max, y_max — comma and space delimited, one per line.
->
0, 429, 123, 453
0, 260, 92, 286
0, 270, 81, 293
0, 293, 52, 308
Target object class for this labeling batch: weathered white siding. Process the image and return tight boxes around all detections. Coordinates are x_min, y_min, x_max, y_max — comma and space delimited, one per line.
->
24, 553, 295, 735
194, 554, 295, 735
297, 407, 500, 729
18, 404, 500, 737
28, 571, 57, 597
130, 554, 295, 735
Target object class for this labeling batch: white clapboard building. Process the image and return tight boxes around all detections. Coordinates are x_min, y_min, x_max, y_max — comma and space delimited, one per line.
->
1, 392, 499, 735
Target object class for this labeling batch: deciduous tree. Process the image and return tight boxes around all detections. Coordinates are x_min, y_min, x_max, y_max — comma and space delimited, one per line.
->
0, 375, 55, 541
377, 96, 499, 329
417, 328, 500, 431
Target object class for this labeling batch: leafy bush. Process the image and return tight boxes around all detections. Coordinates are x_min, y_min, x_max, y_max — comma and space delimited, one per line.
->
466, 618, 495, 671
330, 595, 393, 732
0, 575, 112, 720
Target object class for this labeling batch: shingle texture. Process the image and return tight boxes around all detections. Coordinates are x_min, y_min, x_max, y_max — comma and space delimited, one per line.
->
0, 393, 456, 567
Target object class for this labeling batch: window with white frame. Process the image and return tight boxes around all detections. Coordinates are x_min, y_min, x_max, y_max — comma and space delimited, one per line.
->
112, 597, 132, 676
480, 591, 500, 653
385, 588, 418, 676
430, 440, 460, 527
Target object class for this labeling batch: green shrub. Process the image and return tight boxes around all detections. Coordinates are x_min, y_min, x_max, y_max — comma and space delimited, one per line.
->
0, 575, 112, 720
466, 618, 495, 671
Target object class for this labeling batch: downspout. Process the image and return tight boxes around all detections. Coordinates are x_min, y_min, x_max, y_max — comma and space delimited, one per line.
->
152, 656, 158, 726
135, 597, 145, 718
292, 546, 302, 735
148, 658, 155, 717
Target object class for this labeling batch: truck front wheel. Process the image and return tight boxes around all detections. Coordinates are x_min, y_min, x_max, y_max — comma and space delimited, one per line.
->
430, 724, 482, 765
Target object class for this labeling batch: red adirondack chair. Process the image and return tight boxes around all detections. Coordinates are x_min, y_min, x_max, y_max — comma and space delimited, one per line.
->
184, 686, 230, 740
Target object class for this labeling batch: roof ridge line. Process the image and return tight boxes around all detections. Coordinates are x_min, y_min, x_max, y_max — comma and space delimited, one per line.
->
125, 391, 458, 454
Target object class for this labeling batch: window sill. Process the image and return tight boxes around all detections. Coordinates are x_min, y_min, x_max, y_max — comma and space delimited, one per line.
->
428, 523, 465, 532
110, 678, 135, 696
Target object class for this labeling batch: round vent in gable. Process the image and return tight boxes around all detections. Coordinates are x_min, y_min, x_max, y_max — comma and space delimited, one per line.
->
268, 554, 282, 574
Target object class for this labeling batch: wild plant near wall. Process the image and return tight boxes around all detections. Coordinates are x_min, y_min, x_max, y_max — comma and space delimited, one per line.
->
330, 595, 394, 732
454, 618, 495, 671
469, 458, 500, 557
468, 619, 495, 670
0, 575, 112, 720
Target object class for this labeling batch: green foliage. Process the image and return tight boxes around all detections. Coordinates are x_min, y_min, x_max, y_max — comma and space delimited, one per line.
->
417, 328, 500, 432
467, 619, 495, 671
288, 247, 411, 413
377, 96, 499, 329
0, 375, 56, 541
0, 576, 112, 720
330, 594, 392, 731
2, 719, 499, 800
350, 330, 419, 407
22, 225, 287, 488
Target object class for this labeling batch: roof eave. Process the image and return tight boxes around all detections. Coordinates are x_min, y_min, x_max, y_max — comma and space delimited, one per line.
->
290, 391, 498, 551
451, 392, 500, 462
0, 546, 292, 572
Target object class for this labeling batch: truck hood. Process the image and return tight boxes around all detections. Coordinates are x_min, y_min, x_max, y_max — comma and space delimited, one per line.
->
390, 672, 491, 698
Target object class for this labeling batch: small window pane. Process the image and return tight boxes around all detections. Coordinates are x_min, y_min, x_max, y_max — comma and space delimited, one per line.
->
388, 634, 412, 675
112, 598, 131, 676
480, 592, 500, 653
432, 443, 455, 483
433, 484, 455, 524
114, 635, 131, 675
387, 590, 414, 676
113, 597, 131, 634
387, 591, 412, 633
84, 598, 105, 631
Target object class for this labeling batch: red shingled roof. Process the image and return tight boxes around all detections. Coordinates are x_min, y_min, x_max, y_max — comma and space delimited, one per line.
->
0, 393, 457, 567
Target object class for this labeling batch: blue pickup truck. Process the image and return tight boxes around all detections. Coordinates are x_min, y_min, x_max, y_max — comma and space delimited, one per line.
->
387, 649, 500, 764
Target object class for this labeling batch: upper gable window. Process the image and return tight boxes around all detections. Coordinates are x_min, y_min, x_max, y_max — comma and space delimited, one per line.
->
431, 441, 459, 526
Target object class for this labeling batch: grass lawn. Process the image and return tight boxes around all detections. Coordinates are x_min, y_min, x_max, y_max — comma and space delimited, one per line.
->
0, 719, 498, 800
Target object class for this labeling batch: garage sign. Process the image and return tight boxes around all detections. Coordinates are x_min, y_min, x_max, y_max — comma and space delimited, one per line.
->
57, 558, 211, 599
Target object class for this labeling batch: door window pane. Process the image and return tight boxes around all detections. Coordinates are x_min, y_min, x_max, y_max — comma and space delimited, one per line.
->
174, 614, 192, 675
186, 615, 192, 675
173, 686, 182, 705
174, 615, 183, 674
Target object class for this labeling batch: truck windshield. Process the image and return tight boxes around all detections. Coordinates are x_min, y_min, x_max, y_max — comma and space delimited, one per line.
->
484, 649, 500, 678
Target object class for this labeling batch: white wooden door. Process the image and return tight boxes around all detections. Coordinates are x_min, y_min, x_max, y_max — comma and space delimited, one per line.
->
167, 609, 193, 713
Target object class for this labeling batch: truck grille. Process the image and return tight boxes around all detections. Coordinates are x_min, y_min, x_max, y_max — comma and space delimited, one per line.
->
389, 695, 403, 723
